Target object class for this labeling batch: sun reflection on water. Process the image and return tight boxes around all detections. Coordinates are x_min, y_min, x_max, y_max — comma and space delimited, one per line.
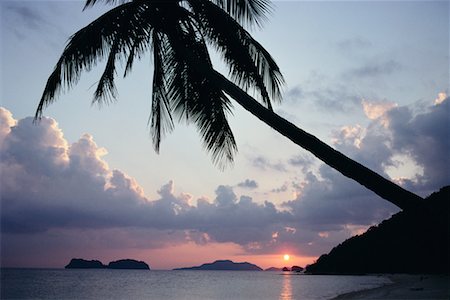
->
279, 273, 292, 300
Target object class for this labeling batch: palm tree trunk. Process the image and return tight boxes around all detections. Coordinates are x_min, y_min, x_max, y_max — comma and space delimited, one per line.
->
210, 69, 424, 211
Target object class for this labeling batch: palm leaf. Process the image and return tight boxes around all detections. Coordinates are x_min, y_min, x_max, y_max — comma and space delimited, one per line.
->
158, 6, 238, 166
189, 0, 284, 109
209, 0, 272, 28
83, 0, 130, 10
35, 2, 151, 118
150, 31, 174, 152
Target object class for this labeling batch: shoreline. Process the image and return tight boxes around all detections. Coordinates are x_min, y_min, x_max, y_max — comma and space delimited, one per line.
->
331, 274, 449, 299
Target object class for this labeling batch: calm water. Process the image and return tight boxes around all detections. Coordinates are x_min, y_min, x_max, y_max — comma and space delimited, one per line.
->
1, 269, 391, 299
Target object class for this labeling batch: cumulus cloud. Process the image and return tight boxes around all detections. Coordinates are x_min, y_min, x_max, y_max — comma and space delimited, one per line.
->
237, 179, 258, 189
434, 92, 447, 105
0, 109, 292, 254
2, 96, 448, 265
386, 97, 450, 192
362, 99, 397, 121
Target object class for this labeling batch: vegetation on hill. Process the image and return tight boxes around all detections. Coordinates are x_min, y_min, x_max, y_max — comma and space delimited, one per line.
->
306, 186, 449, 274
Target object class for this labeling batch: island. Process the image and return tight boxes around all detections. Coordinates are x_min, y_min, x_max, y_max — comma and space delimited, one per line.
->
265, 267, 283, 271
65, 258, 105, 269
65, 258, 150, 270
108, 259, 150, 270
291, 265, 304, 272
174, 259, 262, 271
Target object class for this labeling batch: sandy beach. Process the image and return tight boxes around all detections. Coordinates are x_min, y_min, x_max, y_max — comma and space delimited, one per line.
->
332, 274, 449, 300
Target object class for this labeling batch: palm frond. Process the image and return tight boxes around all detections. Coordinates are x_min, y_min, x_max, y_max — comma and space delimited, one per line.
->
209, 0, 272, 28
83, 0, 130, 10
150, 31, 174, 152
158, 7, 238, 167
189, 0, 284, 109
93, 38, 120, 104
35, 2, 150, 119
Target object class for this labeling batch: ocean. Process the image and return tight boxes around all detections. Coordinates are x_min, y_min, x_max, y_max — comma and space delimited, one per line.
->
1, 269, 391, 299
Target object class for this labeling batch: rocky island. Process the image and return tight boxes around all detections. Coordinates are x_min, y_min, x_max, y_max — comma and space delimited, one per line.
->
65, 258, 150, 270
108, 259, 150, 269
265, 267, 283, 271
65, 258, 105, 269
174, 260, 262, 271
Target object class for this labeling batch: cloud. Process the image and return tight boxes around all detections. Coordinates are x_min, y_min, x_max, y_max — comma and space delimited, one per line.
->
362, 99, 397, 121
0, 108, 291, 252
251, 155, 286, 172
337, 37, 372, 53
434, 92, 447, 105
288, 153, 314, 168
386, 96, 450, 192
308, 84, 361, 112
2, 3, 69, 45
237, 179, 258, 189
346, 59, 402, 78
2, 97, 448, 265
0, 108, 389, 260
4, 5, 51, 30
271, 182, 289, 193
283, 80, 362, 113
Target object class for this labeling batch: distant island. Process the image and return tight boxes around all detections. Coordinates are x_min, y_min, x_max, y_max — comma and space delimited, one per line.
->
305, 186, 449, 274
174, 260, 262, 271
266, 266, 304, 272
65, 258, 150, 270
265, 267, 283, 271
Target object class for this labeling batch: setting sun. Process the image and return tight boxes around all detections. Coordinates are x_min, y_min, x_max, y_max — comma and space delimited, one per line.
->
283, 254, 290, 261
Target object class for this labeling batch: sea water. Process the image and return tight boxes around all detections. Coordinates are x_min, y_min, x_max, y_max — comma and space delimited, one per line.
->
1, 268, 391, 299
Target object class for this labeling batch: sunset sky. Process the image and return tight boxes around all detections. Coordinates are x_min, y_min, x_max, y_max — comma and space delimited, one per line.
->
1, 1, 449, 270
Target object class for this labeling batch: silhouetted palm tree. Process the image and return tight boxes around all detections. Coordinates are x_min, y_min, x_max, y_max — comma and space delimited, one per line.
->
36, 0, 424, 210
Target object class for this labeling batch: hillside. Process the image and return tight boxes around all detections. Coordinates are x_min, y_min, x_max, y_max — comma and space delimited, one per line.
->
174, 260, 262, 271
306, 186, 449, 274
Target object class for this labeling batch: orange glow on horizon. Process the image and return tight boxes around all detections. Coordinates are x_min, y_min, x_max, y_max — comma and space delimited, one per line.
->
283, 254, 290, 261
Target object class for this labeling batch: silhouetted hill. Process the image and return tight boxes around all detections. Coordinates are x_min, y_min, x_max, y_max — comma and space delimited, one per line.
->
265, 267, 283, 271
291, 265, 304, 272
174, 260, 262, 271
65, 258, 150, 270
306, 186, 450, 274
108, 259, 150, 270
65, 258, 105, 269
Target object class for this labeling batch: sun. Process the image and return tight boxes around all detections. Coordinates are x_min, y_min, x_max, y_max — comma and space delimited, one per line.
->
283, 254, 290, 261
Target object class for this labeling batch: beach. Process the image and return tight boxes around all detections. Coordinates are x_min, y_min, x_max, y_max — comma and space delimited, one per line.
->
332, 274, 449, 299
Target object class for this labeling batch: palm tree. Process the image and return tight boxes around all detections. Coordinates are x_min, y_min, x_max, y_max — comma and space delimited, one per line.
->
35, 0, 424, 210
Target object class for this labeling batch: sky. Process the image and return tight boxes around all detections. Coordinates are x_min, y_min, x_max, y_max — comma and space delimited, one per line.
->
1, 1, 449, 270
